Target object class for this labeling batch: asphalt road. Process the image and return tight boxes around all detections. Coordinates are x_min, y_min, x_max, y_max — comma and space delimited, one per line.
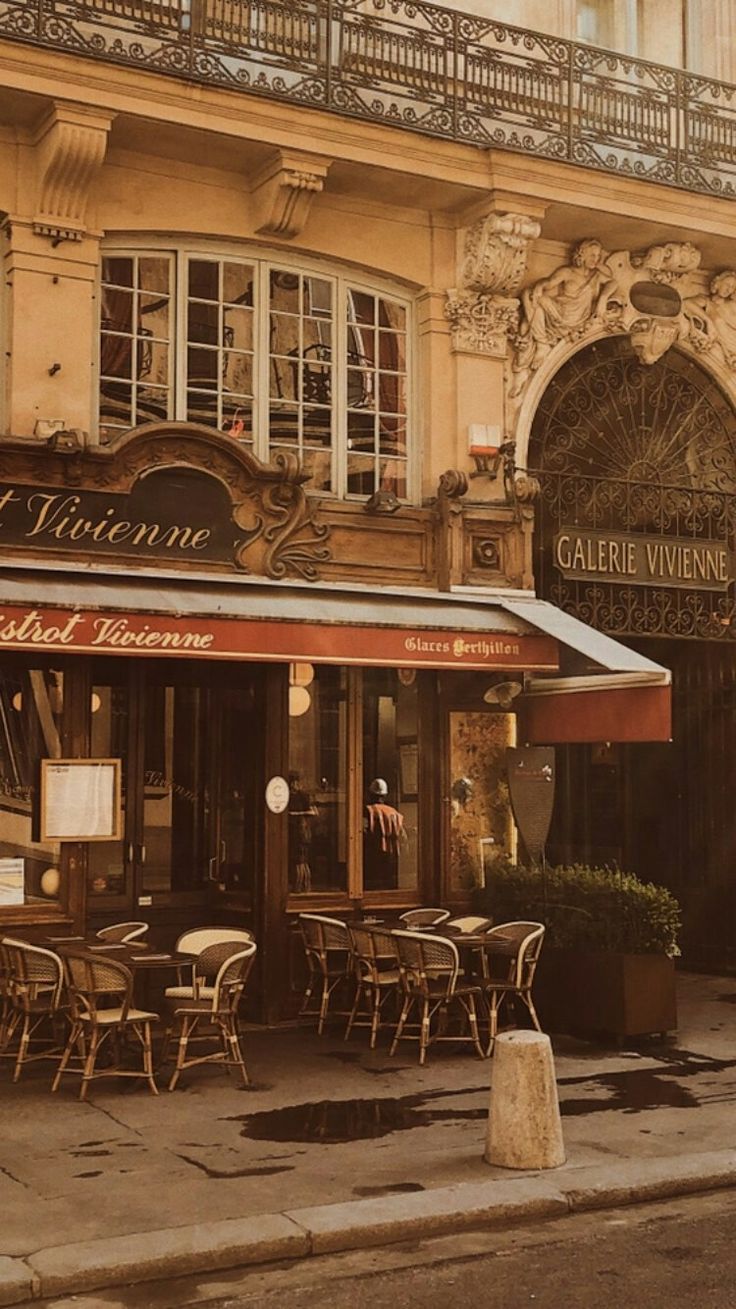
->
38, 1188, 736, 1309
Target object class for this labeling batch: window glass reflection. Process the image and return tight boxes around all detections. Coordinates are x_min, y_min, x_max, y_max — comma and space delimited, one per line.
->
362, 668, 419, 893
287, 665, 347, 894
0, 666, 63, 906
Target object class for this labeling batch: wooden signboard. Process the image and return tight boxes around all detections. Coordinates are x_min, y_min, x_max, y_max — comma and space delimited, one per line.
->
40, 759, 122, 842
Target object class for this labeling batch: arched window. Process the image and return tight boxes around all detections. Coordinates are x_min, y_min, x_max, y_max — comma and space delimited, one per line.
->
98, 248, 412, 501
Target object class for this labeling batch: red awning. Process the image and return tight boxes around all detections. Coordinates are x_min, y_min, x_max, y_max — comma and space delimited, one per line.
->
0, 567, 672, 740
519, 673, 672, 744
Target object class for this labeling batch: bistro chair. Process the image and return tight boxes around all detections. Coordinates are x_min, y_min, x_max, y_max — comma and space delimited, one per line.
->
1, 937, 67, 1081
297, 914, 354, 1036
398, 908, 450, 929
389, 930, 485, 1065
164, 937, 252, 1004
52, 953, 159, 1099
0, 939, 13, 1055
165, 944, 257, 1090
169, 927, 255, 999
480, 922, 546, 1052
96, 921, 149, 944
345, 924, 400, 1049
446, 916, 493, 933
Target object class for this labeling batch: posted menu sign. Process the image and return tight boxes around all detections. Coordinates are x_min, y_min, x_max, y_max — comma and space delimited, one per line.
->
40, 759, 122, 842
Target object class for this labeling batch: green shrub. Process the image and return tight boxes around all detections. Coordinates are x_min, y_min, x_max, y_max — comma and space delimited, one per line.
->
472, 861, 681, 957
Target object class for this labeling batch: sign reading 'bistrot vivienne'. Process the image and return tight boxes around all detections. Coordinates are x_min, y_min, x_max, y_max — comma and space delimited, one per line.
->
0, 605, 559, 671
554, 529, 732, 592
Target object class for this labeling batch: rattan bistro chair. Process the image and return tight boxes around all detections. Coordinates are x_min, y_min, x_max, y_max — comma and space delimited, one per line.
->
166, 944, 257, 1090
1, 937, 66, 1081
389, 930, 485, 1065
167, 927, 255, 1002
398, 908, 450, 929
298, 914, 354, 1035
52, 953, 159, 1099
480, 922, 546, 1052
96, 921, 149, 944
345, 924, 400, 1048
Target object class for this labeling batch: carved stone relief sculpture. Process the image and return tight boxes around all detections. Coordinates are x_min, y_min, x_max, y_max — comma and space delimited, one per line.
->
509, 239, 612, 396
684, 271, 736, 369
508, 238, 714, 407
445, 212, 541, 358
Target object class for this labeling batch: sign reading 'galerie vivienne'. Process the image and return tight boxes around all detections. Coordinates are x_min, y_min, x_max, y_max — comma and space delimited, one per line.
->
554, 529, 732, 592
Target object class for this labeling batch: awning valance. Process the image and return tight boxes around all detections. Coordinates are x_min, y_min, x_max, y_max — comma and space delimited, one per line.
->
0, 568, 671, 740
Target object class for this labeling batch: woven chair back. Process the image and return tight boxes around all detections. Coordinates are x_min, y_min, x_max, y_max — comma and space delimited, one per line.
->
399, 908, 450, 928
393, 930, 459, 998
195, 939, 252, 983
96, 921, 148, 943
3, 938, 63, 1008
176, 926, 254, 956
212, 943, 257, 1014
299, 914, 351, 956
348, 924, 397, 978
64, 952, 134, 1023
485, 922, 545, 988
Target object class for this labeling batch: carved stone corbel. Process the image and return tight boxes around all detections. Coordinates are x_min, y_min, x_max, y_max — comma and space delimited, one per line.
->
252, 149, 332, 240
33, 104, 115, 243
445, 212, 541, 358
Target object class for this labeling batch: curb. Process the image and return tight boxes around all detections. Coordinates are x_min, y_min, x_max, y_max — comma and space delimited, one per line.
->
4, 1150, 736, 1305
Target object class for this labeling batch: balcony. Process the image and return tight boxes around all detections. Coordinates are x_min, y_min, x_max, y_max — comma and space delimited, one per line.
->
3, 0, 736, 198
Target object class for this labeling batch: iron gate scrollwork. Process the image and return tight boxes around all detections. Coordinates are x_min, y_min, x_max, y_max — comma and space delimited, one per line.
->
529, 340, 736, 641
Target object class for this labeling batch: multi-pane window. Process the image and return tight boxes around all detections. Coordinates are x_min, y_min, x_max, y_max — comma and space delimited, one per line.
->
98, 250, 412, 501
269, 270, 334, 493
99, 255, 172, 438
347, 292, 408, 499
186, 259, 255, 440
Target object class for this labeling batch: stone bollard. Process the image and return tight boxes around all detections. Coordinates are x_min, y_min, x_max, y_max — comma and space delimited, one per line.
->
485, 1030, 565, 1170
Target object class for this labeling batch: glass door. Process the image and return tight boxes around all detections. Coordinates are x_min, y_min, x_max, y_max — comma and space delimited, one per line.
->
86, 660, 261, 915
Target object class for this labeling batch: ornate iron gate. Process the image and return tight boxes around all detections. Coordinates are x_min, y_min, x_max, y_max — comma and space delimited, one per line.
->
529, 339, 736, 642
529, 339, 736, 959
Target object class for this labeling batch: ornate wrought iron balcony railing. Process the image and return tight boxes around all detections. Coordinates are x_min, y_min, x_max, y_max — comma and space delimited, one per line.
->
4, 0, 736, 198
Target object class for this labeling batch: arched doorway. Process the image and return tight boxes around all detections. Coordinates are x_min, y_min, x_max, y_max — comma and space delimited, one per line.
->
528, 337, 736, 966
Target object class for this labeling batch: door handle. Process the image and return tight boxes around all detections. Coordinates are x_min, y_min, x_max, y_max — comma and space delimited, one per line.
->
127, 842, 134, 863
208, 854, 219, 882
220, 839, 227, 864
139, 844, 146, 864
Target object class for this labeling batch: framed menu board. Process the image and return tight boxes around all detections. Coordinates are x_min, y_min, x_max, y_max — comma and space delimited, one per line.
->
40, 759, 122, 842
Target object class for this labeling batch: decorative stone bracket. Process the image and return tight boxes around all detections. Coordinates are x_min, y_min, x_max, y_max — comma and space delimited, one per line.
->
251, 149, 332, 240
33, 103, 115, 243
445, 212, 541, 358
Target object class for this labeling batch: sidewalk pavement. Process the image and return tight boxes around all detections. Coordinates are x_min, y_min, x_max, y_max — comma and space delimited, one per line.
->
2, 970, 736, 1305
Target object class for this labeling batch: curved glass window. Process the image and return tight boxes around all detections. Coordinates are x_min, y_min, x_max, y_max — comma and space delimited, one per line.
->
98, 250, 412, 501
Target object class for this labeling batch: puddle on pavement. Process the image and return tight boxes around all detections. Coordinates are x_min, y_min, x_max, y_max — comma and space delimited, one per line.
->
559, 1048, 736, 1115
561, 1070, 699, 1116
220, 1045, 736, 1139
353, 1182, 426, 1196
224, 1087, 485, 1143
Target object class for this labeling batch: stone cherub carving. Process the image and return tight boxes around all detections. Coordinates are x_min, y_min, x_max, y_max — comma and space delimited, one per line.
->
509, 238, 611, 394
684, 270, 736, 368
